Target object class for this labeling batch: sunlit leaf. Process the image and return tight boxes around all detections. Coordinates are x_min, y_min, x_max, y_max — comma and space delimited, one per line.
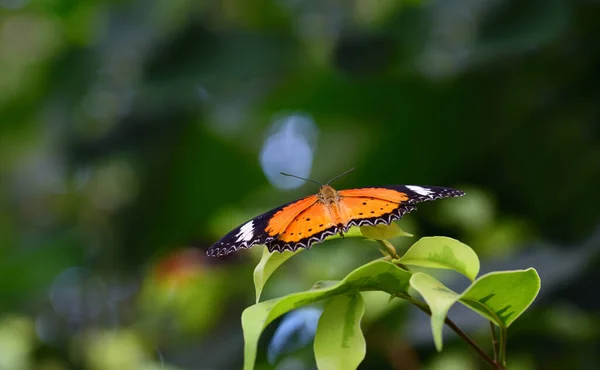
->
361, 290, 405, 323
241, 260, 412, 370
399, 236, 480, 281
409, 268, 541, 351
254, 246, 303, 303
360, 222, 413, 240
252, 226, 366, 303
314, 293, 366, 370
311, 280, 340, 290
459, 268, 541, 328
409, 273, 460, 351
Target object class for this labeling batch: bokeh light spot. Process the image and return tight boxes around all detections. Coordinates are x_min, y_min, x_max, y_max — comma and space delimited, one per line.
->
260, 113, 319, 190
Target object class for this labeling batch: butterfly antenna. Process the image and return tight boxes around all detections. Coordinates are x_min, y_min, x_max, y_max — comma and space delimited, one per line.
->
326, 167, 356, 185
280, 172, 323, 186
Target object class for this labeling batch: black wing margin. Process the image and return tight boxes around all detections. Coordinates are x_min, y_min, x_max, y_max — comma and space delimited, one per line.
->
206, 197, 310, 257
387, 185, 465, 204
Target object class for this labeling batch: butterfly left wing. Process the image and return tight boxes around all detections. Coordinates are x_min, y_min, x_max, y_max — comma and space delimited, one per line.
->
266, 201, 338, 253
206, 195, 318, 257
338, 185, 464, 229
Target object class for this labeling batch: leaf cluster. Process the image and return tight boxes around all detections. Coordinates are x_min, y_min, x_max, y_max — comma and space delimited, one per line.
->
243, 224, 541, 369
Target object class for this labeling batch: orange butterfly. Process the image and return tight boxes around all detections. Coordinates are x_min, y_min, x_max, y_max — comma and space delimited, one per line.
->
207, 170, 464, 257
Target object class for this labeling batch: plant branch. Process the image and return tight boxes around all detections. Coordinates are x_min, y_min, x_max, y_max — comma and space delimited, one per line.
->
376, 240, 400, 259
400, 295, 504, 370
490, 321, 499, 362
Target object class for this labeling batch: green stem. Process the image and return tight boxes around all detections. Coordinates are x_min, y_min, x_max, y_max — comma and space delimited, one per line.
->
499, 326, 508, 367
376, 239, 400, 259
490, 321, 499, 362
399, 294, 504, 370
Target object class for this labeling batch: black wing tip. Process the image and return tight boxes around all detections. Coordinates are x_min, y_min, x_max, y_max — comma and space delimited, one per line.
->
205, 243, 250, 257
206, 237, 274, 257
206, 247, 230, 257
405, 186, 465, 204
448, 188, 466, 197
426, 185, 465, 196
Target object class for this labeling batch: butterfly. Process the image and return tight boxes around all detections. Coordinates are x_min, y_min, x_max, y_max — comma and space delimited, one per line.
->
206, 171, 464, 257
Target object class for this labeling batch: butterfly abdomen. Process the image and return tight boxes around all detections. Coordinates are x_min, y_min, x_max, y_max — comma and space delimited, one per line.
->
316, 185, 352, 232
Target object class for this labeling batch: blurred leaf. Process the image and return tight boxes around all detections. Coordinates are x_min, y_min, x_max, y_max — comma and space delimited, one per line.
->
437, 187, 495, 232
138, 249, 235, 336
241, 260, 411, 370
0, 234, 84, 305
254, 246, 304, 303
314, 293, 366, 370
426, 350, 477, 370
360, 222, 413, 240
545, 303, 597, 341
459, 268, 541, 328
476, 0, 569, 60
353, 0, 405, 27
399, 236, 480, 281
0, 315, 36, 370
409, 273, 460, 351
79, 329, 148, 370
474, 218, 533, 258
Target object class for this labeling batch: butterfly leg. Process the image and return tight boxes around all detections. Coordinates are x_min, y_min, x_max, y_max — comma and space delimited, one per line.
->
337, 224, 345, 238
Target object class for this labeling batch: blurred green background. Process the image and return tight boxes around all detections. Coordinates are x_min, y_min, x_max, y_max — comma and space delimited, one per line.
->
1, 0, 600, 369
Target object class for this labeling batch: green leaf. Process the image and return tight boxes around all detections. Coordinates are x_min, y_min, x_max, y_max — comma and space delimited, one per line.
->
311, 280, 340, 290
409, 273, 460, 351
361, 290, 405, 322
459, 268, 541, 328
253, 246, 303, 303
399, 236, 480, 281
252, 226, 366, 303
241, 260, 412, 370
314, 293, 366, 370
409, 268, 541, 351
360, 222, 413, 240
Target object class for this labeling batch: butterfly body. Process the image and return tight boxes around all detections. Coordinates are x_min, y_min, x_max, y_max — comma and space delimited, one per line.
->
315, 184, 349, 236
207, 184, 464, 257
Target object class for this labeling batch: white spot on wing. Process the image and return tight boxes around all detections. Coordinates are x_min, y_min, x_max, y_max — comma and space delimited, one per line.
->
407, 185, 434, 196
236, 220, 254, 242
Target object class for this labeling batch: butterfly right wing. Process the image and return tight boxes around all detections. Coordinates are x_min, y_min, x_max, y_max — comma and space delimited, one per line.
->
206, 195, 318, 257
338, 185, 464, 229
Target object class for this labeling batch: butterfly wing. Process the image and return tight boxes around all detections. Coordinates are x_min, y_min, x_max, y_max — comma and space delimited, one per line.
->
267, 202, 338, 253
208, 185, 464, 256
206, 195, 318, 257
338, 185, 464, 229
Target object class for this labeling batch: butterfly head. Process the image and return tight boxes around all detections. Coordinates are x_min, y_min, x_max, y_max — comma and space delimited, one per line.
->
317, 184, 339, 204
